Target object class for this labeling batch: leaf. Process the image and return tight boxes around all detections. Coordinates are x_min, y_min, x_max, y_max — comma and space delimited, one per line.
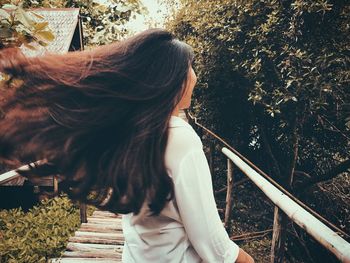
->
1, 4, 17, 10
0, 9, 10, 19
15, 8, 34, 29
34, 22, 49, 31
38, 40, 48, 47
36, 30, 55, 41
30, 11, 44, 19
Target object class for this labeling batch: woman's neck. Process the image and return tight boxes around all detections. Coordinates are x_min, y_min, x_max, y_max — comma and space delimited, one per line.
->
171, 106, 179, 117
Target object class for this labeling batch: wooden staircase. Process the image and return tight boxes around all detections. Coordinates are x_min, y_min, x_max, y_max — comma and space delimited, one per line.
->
50, 210, 124, 262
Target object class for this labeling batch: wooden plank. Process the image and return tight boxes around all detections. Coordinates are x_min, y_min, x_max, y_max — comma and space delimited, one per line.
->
92, 210, 119, 214
50, 258, 118, 263
86, 220, 122, 225
83, 223, 122, 229
90, 214, 120, 219
92, 211, 120, 217
30, 176, 58, 186
80, 225, 122, 233
68, 236, 124, 245
53, 176, 59, 194
74, 231, 124, 239
81, 223, 122, 229
87, 217, 122, 223
63, 250, 121, 259
66, 242, 123, 252
90, 213, 119, 217
80, 203, 87, 223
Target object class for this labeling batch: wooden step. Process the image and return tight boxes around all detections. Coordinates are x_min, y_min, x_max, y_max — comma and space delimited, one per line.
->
63, 250, 121, 259
50, 258, 118, 263
87, 217, 122, 224
80, 223, 122, 233
68, 236, 124, 245
49, 209, 124, 262
66, 242, 123, 252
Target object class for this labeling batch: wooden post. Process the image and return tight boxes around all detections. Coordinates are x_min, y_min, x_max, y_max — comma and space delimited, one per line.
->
80, 203, 87, 223
53, 175, 58, 194
224, 158, 234, 235
271, 206, 288, 263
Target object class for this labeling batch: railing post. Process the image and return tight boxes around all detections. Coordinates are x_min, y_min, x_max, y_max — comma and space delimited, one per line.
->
224, 158, 234, 235
80, 203, 87, 223
270, 206, 288, 263
53, 175, 58, 194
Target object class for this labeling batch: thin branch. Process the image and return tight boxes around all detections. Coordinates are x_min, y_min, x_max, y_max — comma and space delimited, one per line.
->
214, 178, 250, 195
294, 170, 312, 178
319, 115, 350, 141
287, 115, 299, 191
230, 229, 273, 241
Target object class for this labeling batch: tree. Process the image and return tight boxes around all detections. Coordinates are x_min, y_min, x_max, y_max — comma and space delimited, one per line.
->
166, 1, 349, 261
167, 0, 350, 193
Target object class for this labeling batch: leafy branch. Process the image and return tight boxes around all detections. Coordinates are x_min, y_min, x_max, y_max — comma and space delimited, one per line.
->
0, 2, 54, 50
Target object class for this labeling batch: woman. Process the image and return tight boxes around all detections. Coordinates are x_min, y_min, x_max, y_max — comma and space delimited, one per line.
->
0, 28, 254, 262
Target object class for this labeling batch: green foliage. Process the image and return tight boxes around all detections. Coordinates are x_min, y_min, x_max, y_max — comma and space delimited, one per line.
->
167, 2, 349, 261
167, 0, 350, 187
22, 0, 147, 47
0, 194, 95, 263
0, 1, 54, 49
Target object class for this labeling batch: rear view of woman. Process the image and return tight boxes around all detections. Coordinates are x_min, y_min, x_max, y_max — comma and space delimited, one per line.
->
0, 28, 254, 262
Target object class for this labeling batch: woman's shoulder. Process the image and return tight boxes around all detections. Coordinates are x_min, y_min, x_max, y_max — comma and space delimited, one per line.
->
165, 116, 203, 168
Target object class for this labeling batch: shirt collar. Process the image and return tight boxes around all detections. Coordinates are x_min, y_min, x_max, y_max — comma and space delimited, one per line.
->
168, 115, 192, 128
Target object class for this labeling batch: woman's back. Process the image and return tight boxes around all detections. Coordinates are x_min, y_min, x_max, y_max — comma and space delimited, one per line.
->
121, 115, 240, 263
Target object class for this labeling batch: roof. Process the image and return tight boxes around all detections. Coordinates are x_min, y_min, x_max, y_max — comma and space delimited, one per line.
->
20, 8, 81, 57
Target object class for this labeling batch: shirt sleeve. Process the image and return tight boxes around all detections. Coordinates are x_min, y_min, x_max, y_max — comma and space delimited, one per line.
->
173, 148, 240, 263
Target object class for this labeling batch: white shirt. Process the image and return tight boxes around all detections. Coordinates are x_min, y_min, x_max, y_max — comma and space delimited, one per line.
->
121, 115, 240, 263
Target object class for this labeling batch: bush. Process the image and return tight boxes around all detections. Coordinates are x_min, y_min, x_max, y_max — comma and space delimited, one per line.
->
0, 193, 94, 263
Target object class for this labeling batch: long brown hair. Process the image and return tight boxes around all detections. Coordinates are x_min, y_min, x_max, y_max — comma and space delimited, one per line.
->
0, 28, 194, 216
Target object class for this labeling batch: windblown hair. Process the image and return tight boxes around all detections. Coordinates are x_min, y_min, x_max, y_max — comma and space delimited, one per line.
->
0, 28, 194, 215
